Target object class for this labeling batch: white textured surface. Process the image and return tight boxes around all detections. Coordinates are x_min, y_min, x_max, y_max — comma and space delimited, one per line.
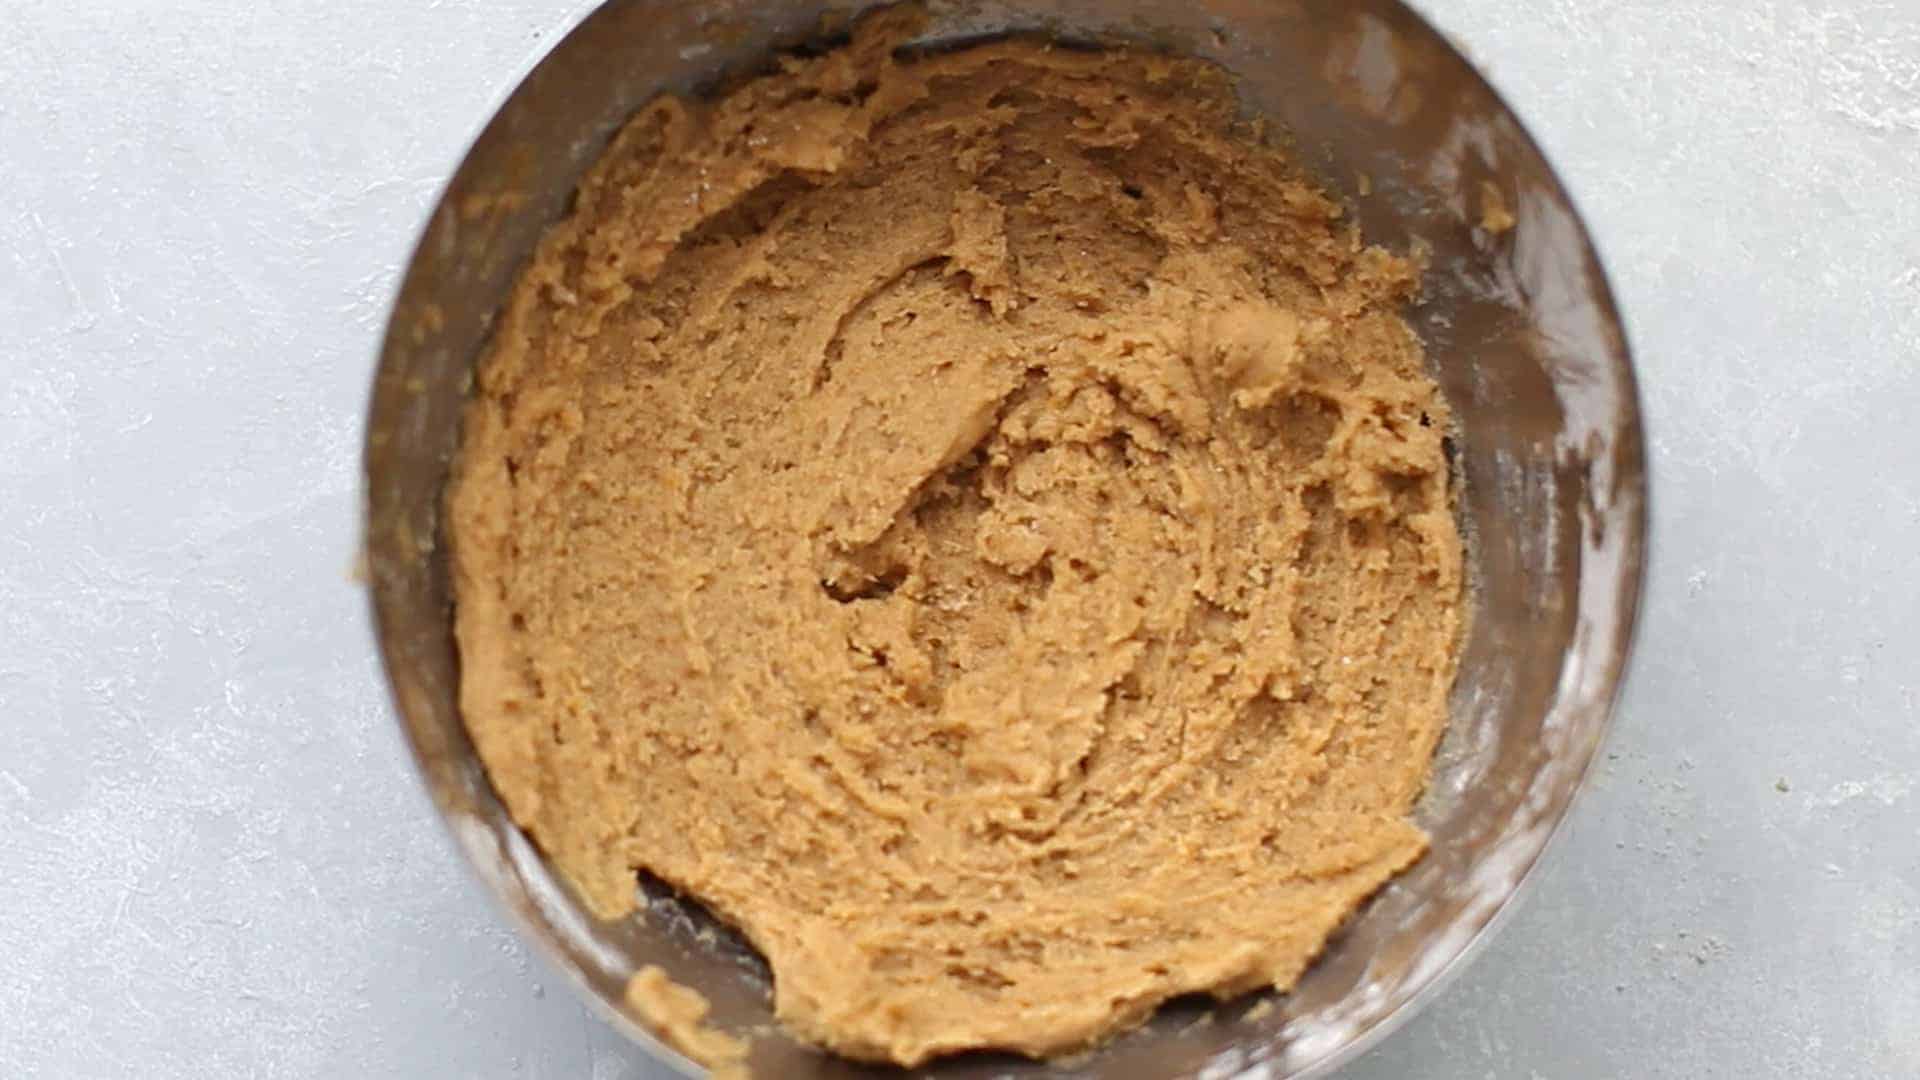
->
2, 1, 1916, 1077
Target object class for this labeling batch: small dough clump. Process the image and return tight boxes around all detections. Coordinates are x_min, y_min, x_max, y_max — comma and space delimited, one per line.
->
452, 11, 1463, 1068
624, 966, 749, 1078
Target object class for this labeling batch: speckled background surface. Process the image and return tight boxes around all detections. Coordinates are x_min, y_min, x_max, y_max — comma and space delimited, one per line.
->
2, 1, 1916, 1077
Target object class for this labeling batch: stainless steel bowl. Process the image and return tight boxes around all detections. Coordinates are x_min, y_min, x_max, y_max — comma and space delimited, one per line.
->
364, 1, 1647, 1075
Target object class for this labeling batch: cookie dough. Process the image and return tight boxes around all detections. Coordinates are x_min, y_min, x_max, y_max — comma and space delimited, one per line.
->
451, 10, 1463, 1067
624, 966, 749, 1078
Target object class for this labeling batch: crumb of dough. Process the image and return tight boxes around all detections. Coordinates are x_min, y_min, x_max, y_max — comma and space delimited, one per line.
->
451, 7, 1463, 1068
1478, 179, 1516, 235
625, 965, 751, 1078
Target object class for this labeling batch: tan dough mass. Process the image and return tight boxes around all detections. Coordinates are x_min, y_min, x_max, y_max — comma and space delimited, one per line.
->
450, 12, 1464, 1068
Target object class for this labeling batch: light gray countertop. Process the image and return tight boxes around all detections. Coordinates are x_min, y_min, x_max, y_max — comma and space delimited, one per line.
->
3, 1, 1916, 1077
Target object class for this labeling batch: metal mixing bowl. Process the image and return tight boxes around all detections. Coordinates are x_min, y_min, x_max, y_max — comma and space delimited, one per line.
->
364, 1, 1647, 1075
